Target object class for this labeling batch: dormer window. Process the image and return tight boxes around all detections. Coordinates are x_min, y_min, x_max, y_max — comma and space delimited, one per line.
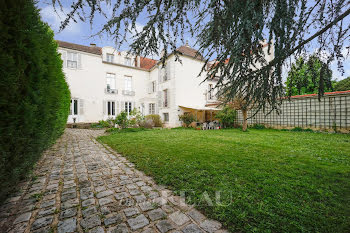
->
124, 57, 131, 66
106, 53, 114, 63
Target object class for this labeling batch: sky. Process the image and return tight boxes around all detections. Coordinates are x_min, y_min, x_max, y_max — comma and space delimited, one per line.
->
37, 1, 350, 81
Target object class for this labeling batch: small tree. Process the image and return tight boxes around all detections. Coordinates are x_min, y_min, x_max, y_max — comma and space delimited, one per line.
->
228, 96, 253, 132
129, 108, 144, 127
334, 77, 350, 91
179, 113, 197, 127
215, 106, 237, 128
114, 111, 129, 129
286, 55, 334, 96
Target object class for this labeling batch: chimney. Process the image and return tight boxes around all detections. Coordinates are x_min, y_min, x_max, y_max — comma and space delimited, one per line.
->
137, 56, 141, 68
185, 40, 189, 47
160, 49, 165, 58
90, 43, 96, 47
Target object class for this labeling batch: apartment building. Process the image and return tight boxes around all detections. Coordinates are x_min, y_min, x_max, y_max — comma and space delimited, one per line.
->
58, 40, 273, 127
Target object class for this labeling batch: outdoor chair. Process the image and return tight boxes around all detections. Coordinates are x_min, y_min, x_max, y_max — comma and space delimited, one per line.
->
209, 122, 215, 129
202, 122, 208, 130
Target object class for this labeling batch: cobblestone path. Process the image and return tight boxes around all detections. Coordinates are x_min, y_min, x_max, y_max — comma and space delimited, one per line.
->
0, 129, 226, 233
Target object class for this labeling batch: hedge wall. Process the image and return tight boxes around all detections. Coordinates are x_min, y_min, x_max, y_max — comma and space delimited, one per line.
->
0, 0, 70, 202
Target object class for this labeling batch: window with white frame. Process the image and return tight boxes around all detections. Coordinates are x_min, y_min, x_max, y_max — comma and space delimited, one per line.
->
124, 76, 132, 91
152, 81, 156, 93
70, 99, 78, 115
163, 89, 168, 107
106, 73, 116, 91
125, 102, 132, 115
107, 101, 116, 116
67, 52, 78, 68
106, 53, 114, 63
149, 103, 155, 114
163, 113, 169, 122
124, 57, 132, 66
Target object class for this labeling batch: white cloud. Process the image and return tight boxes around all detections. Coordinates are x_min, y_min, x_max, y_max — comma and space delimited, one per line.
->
40, 5, 82, 37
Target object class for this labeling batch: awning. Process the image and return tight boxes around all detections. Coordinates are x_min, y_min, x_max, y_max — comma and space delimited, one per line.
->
179, 105, 221, 111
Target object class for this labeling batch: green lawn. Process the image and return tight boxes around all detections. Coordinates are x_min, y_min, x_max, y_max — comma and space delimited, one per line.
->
98, 128, 350, 232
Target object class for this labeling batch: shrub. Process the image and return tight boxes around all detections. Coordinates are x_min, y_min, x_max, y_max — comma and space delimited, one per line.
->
251, 124, 266, 129
0, 0, 70, 202
106, 128, 149, 133
129, 109, 144, 127
114, 111, 129, 128
145, 114, 163, 127
216, 106, 237, 128
179, 113, 197, 127
291, 127, 303, 132
139, 118, 154, 129
291, 127, 313, 132
100, 120, 113, 128
91, 120, 113, 128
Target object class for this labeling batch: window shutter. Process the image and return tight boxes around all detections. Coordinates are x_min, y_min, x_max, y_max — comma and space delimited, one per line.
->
77, 53, 82, 69
157, 91, 162, 109
167, 89, 170, 107
166, 63, 171, 80
62, 51, 67, 68
121, 101, 125, 112
132, 102, 136, 111
79, 99, 84, 115
116, 101, 120, 114
148, 83, 152, 94
158, 66, 162, 83
103, 101, 106, 115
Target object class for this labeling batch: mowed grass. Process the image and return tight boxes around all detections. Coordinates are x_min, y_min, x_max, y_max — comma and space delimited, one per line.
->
98, 129, 350, 232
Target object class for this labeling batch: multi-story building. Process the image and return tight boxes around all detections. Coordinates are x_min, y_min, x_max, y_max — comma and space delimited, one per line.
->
58, 40, 273, 127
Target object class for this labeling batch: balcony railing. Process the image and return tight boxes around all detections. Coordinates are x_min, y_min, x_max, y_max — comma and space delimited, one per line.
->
122, 90, 135, 96
105, 88, 118, 94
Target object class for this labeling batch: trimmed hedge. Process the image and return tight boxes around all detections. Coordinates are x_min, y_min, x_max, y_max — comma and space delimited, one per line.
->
0, 0, 70, 202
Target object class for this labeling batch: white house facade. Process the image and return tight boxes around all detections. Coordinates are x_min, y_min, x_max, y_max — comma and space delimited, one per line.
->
58, 40, 273, 127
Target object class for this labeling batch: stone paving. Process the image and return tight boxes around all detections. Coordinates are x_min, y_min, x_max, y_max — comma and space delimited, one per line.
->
0, 129, 226, 233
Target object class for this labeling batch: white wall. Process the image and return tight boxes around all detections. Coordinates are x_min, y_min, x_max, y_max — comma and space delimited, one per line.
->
60, 47, 149, 123
60, 42, 274, 127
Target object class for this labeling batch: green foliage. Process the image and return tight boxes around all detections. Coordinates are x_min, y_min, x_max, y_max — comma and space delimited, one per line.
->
145, 114, 163, 127
106, 128, 149, 133
291, 127, 313, 132
91, 120, 112, 128
114, 111, 129, 128
178, 113, 197, 127
215, 106, 237, 128
334, 77, 350, 91
0, 0, 70, 202
129, 109, 144, 126
59, 0, 348, 114
286, 55, 334, 96
99, 128, 350, 232
251, 124, 266, 129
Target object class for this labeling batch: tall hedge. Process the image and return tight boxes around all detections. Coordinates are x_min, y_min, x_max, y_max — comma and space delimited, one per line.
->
0, 0, 70, 202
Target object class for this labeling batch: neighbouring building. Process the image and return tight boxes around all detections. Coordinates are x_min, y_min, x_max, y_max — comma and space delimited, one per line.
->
58, 40, 273, 127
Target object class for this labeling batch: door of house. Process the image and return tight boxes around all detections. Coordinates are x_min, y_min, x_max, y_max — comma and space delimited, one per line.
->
70, 99, 79, 123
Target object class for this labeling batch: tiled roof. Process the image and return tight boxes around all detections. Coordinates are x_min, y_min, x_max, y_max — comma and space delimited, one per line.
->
176, 46, 204, 60
140, 57, 158, 70
56, 40, 102, 55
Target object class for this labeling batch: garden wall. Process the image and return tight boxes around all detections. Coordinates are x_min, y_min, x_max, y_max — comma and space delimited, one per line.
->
236, 91, 350, 132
